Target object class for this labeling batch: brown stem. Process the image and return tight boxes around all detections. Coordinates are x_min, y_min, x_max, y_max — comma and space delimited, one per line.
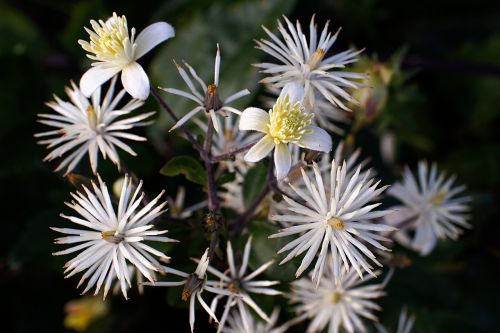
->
230, 162, 275, 234
150, 87, 206, 158
204, 116, 220, 212
210, 140, 258, 163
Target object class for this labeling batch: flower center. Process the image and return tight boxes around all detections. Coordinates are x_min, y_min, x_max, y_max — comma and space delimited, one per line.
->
101, 230, 124, 244
81, 13, 135, 63
327, 217, 345, 230
429, 192, 446, 207
307, 48, 325, 69
331, 291, 342, 304
204, 84, 222, 111
86, 105, 98, 129
267, 95, 313, 144
228, 280, 240, 293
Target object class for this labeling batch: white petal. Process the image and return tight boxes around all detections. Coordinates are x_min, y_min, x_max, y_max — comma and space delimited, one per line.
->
244, 135, 275, 162
298, 126, 332, 152
274, 143, 291, 179
80, 66, 120, 97
121, 62, 150, 100
279, 81, 305, 104
135, 22, 175, 59
239, 107, 269, 133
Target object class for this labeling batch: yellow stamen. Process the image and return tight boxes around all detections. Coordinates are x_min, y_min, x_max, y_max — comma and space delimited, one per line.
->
308, 48, 325, 69
101, 230, 123, 244
331, 291, 342, 304
81, 13, 134, 63
267, 95, 313, 144
429, 192, 446, 207
327, 217, 345, 230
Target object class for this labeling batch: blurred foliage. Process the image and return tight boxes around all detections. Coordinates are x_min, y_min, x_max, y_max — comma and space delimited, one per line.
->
1, 0, 499, 332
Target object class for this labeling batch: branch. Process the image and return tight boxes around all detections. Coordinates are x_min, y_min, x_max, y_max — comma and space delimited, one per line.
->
150, 87, 206, 157
210, 140, 257, 163
204, 117, 220, 212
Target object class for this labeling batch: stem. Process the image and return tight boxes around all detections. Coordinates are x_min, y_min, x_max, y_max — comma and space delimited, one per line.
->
230, 162, 275, 234
150, 87, 206, 158
210, 140, 257, 163
204, 116, 220, 212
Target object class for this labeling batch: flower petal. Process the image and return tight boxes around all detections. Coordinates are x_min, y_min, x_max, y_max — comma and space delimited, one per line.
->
121, 62, 150, 100
244, 135, 274, 162
239, 107, 269, 133
80, 66, 120, 97
274, 143, 291, 179
298, 126, 332, 152
279, 81, 305, 104
135, 22, 175, 59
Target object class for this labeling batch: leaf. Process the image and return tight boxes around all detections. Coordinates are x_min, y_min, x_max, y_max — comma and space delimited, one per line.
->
216, 172, 236, 186
242, 163, 267, 208
160, 156, 207, 186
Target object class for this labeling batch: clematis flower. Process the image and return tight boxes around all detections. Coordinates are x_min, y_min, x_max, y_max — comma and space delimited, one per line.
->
52, 175, 176, 299
256, 16, 365, 112
386, 161, 471, 255
161, 44, 250, 134
35, 77, 153, 175
290, 257, 386, 333
79, 12, 175, 100
239, 83, 332, 179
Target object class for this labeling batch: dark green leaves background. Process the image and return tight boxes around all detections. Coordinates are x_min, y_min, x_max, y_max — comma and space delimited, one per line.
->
1, 0, 499, 332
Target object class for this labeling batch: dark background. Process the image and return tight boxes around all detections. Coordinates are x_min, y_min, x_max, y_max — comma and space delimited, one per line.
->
1, 0, 499, 332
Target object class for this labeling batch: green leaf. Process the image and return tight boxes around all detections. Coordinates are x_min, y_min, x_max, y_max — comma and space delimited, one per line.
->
242, 163, 267, 208
160, 156, 207, 186
216, 172, 236, 186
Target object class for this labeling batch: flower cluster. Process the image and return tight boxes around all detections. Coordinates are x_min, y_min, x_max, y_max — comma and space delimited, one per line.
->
38, 11, 472, 333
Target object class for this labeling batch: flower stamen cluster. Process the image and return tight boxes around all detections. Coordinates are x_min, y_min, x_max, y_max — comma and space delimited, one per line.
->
267, 95, 313, 144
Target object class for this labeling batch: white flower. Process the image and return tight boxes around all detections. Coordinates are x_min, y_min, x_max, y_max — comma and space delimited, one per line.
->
35, 77, 153, 175
161, 44, 250, 134
204, 237, 281, 333
375, 307, 415, 333
239, 83, 332, 179
144, 249, 224, 333
386, 161, 471, 255
255, 15, 365, 112
270, 161, 394, 284
270, 140, 368, 223
79, 12, 174, 100
222, 308, 288, 333
290, 258, 385, 333
52, 175, 176, 299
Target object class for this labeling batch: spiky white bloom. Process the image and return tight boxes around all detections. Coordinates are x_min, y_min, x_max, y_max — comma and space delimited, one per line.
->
386, 161, 471, 255
255, 15, 364, 113
222, 308, 288, 333
35, 77, 153, 175
144, 249, 226, 333
204, 237, 281, 333
270, 140, 368, 223
375, 307, 415, 333
52, 175, 175, 299
270, 161, 394, 284
239, 83, 332, 179
290, 259, 385, 333
79, 13, 174, 100
161, 44, 250, 134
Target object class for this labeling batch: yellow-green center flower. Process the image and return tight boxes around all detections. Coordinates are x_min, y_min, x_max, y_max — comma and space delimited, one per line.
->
267, 95, 314, 144
78, 13, 175, 100
239, 83, 332, 179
